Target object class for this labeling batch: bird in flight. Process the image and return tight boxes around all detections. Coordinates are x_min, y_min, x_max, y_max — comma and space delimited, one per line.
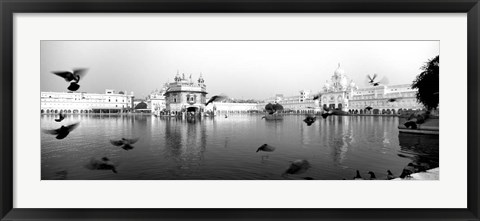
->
303, 115, 316, 126
43, 123, 79, 139
85, 157, 118, 174
256, 144, 276, 153
282, 159, 311, 177
205, 95, 228, 106
110, 137, 139, 151
387, 98, 397, 102
367, 74, 389, 87
52, 68, 88, 91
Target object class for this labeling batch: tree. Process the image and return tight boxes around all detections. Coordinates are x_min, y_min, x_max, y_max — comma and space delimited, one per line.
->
134, 102, 147, 109
411, 55, 439, 110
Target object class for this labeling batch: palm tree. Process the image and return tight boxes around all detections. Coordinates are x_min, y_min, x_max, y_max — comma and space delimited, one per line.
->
411, 55, 439, 110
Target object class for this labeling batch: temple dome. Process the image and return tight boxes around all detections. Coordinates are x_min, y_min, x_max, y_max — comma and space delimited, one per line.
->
334, 63, 345, 76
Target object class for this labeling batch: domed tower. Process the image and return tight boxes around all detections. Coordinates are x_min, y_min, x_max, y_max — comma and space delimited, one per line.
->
331, 63, 349, 91
334, 63, 345, 77
198, 73, 205, 84
174, 71, 181, 82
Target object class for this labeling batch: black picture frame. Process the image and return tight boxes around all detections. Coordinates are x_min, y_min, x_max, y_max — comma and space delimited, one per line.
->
1, 0, 479, 220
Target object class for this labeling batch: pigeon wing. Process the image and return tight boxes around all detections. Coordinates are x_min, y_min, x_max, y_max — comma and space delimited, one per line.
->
367, 74, 373, 82
65, 123, 79, 132
42, 128, 60, 135
110, 140, 124, 146
52, 71, 74, 82
123, 137, 139, 144
205, 96, 216, 106
73, 68, 88, 82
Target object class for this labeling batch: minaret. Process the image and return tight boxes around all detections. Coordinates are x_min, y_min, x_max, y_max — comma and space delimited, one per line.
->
198, 73, 205, 84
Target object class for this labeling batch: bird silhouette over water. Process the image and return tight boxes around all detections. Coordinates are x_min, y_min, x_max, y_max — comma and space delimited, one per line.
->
321, 107, 334, 119
43, 123, 79, 139
387, 170, 395, 180
282, 160, 311, 176
303, 115, 316, 126
256, 144, 276, 152
52, 68, 88, 91
110, 137, 139, 151
205, 95, 227, 106
85, 157, 117, 173
367, 171, 377, 180
353, 170, 362, 180
54, 111, 65, 122
399, 163, 416, 179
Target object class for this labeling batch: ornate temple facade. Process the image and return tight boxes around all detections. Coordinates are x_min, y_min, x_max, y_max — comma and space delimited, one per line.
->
320, 64, 423, 114
320, 64, 359, 111
164, 72, 207, 114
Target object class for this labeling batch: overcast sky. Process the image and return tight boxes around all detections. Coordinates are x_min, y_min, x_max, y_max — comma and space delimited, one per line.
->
41, 41, 439, 99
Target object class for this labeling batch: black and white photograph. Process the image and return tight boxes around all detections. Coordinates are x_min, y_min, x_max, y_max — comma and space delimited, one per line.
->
40, 41, 439, 180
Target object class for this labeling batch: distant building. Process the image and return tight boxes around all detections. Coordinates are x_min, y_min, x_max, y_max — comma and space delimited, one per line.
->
263, 63, 424, 114
204, 102, 259, 114
263, 90, 320, 114
319, 64, 359, 111
320, 63, 423, 114
164, 72, 207, 114
348, 84, 422, 114
41, 89, 134, 114
147, 86, 168, 113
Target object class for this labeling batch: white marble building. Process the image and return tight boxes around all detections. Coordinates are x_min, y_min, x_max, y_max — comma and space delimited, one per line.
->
41, 89, 134, 114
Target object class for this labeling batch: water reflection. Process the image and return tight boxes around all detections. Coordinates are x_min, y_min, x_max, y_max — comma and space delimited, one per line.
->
398, 133, 439, 172
41, 115, 439, 180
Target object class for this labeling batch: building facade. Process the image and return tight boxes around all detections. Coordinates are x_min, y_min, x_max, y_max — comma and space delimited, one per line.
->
348, 84, 422, 114
164, 73, 207, 114
262, 90, 320, 114
147, 86, 168, 113
41, 89, 134, 114
204, 102, 260, 114
319, 64, 359, 111
319, 64, 423, 114
262, 64, 424, 114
